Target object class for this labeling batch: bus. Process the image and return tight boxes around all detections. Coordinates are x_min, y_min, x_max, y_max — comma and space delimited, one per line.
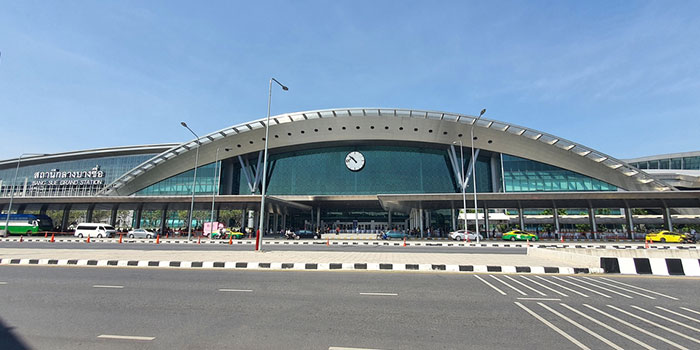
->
0, 214, 54, 236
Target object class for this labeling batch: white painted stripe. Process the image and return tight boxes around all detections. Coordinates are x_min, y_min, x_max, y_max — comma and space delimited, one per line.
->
474, 275, 506, 295
514, 302, 590, 350
92, 285, 124, 289
617, 258, 638, 274
566, 276, 632, 298
516, 298, 561, 301
504, 275, 546, 296
219, 289, 253, 292
0, 281, 7, 285
359, 292, 398, 296
538, 303, 623, 350
607, 305, 699, 346
329, 346, 383, 350
560, 303, 656, 350
491, 275, 527, 296
679, 307, 700, 318
649, 258, 670, 276
598, 277, 678, 300
681, 258, 700, 276
551, 276, 610, 298
630, 305, 699, 332
586, 304, 688, 350
98, 334, 155, 341
534, 276, 588, 297
519, 275, 568, 297
580, 276, 655, 299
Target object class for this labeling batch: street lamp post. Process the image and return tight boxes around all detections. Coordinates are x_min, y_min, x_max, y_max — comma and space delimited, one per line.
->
453, 141, 468, 235
209, 147, 231, 232
471, 109, 486, 243
181, 122, 201, 241
3, 153, 46, 237
257, 77, 288, 252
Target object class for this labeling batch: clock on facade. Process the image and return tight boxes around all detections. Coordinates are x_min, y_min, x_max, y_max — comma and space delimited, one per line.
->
345, 151, 365, 171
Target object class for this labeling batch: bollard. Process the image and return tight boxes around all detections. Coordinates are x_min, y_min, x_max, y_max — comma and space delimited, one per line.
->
50, 233, 55, 243
156, 235, 160, 244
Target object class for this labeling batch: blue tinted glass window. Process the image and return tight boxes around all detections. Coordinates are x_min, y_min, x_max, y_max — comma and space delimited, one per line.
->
502, 154, 616, 192
135, 162, 220, 196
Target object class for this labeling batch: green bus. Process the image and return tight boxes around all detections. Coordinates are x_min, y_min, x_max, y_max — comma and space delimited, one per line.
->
0, 214, 54, 236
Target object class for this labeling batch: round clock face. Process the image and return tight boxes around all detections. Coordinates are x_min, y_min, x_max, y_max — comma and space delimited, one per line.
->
345, 151, 365, 171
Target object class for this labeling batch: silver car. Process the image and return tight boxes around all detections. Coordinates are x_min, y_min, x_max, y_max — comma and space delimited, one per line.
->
449, 230, 483, 241
127, 228, 155, 239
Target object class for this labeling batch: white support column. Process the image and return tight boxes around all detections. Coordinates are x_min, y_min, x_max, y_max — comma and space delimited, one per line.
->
419, 208, 424, 238
483, 205, 490, 238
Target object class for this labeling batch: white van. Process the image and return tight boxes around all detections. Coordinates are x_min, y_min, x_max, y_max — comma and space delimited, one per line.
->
74, 223, 116, 238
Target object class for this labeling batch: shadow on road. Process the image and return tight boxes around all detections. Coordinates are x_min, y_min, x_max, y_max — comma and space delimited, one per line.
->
0, 317, 31, 350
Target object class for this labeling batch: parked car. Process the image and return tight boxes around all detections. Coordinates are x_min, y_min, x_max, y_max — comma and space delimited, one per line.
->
449, 230, 483, 241
127, 228, 155, 239
380, 230, 409, 240
502, 230, 538, 241
645, 230, 695, 243
294, 229, 319, 239
74, 223, 116, 238
212, 228, 245, 239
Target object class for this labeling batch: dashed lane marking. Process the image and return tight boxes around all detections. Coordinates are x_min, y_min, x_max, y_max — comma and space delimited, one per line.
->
515, 302, 590, 350
566, 276, 632, 299
92, 285, 124, 289
519, 275, 568, 297
538, 302, 624, 350
504, 275, 546, 296
491, 275, 527, 296
329, 347, 383, 350
598, 277, 678, 300
552, 276, 611, 298
0, 282, 7, 285
584, 304, 689, 350
219, 289, 253, 292
98, 334, 155, 341
516, 298, 561, 301
359, 292, 398, 296
679, 307, 700, 317
580, 276, 655, 300
630, 305, 699, 332
662, 307, 700, 323
474, 275, 506, 295
607, 305, 700, 346
560, 303, 656, 350
534, 276, 589, 297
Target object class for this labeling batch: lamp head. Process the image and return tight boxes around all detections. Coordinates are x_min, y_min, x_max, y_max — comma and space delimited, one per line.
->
479, 109, 486, 117
180, 121, 188, 127
282, 85, 289, 91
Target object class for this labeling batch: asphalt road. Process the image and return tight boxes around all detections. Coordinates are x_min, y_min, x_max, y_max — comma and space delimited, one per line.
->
1, 266, 698, 350
0, 241, 527, 254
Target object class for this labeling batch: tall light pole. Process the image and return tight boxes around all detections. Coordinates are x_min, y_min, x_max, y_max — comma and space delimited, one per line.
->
471, 109, 486, 243
210, 147, 231, 232
257, 77, 288, 251
181, 121, 201, 241
453, 141, 468, 235
3, 153, 46, 237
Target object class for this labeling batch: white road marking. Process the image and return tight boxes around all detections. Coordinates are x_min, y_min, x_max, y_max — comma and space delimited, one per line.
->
534, 276, 588, 297
92, 285, 124, 289
566, 276, 632, 299
504, 275, 546, 296
538, 302, 623, 350
491, 275, 527, 295
329, 347, 383, 350
359, 292, 398, 296
580, 277, 655, 299
98, 334, 155, 341
631, 305, 699, 332
657, 307, 700, 323
0, 282, 7, 285
585, 304, 688, 350
516, 298, 561, 301
520, 275, 568, 297
474, 275, 506, 295
552, 276, 611, 298
679, 307, 700, 317
560, 303, 656, 350
514, 302, 590, 350
218, 289, 253, 292
607, 305, 700, 345
598, 277, 678, 300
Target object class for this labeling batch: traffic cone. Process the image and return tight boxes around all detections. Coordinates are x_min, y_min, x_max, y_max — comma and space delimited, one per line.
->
467, 235, 470, 243
560, 234, 564, 243
229, 235, 233, 245
87, 236, 90, 243
645, 238, 649, 249
19, 235, 23, 242
50, 233, 55, 243
326, 238, 329, 246
119, 234, 123, 244
197, 236, 201, 245
156, 235, 160, 244
44, 232, 48, 238
403, 236, 407, 247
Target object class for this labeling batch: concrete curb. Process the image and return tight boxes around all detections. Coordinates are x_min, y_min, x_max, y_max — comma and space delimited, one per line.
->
600, 257, 700, 276
1, 237, 696, 250
0, 258, 600, 274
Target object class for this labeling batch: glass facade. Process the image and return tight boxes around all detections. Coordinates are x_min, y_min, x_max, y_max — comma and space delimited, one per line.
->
0, 154, 157, 197
630, 156, 700, 170
135, 162, 220, 196
502, 154, 617, 192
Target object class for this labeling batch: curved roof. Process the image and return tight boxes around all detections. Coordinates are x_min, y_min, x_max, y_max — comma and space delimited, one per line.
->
100, 108, 674, 196
624, 151, 700, 164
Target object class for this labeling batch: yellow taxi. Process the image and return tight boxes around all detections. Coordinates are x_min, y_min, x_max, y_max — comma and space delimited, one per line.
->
645, 230, 694, 243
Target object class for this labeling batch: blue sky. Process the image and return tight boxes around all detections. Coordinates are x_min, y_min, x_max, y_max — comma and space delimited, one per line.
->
1, 0, 698, 161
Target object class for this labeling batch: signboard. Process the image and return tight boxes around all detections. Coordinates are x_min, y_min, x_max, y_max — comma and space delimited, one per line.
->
28, 165, 106, 195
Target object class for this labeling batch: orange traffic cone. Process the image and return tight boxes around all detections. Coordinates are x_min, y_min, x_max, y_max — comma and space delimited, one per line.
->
156, 235, 160, 244
645, 238, 649, 249
229, 235, 233, 245
50, 233, 55, 243
403, 236, 407, 247
326, 238, 330, 246
87, 236, 91, 243
560, 234, 564, 243
44, 232, 48, 238
119, 234, 123, 244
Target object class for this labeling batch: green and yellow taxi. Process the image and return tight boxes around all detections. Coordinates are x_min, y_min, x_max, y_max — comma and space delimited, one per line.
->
502, 230, 539, 241
645, 230, 695, 244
